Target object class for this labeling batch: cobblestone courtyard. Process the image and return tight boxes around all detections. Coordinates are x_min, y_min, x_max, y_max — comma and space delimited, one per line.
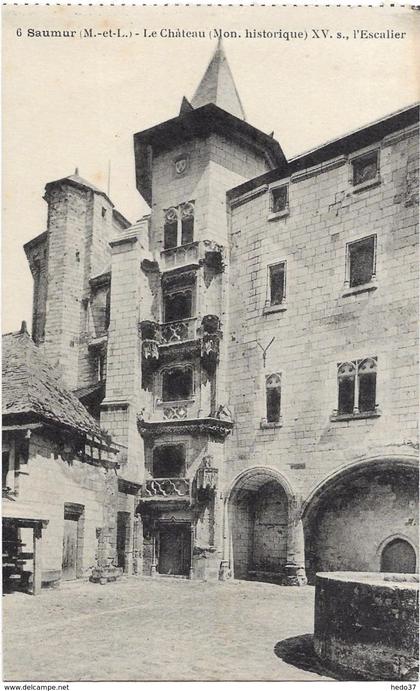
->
3, 577, 333, 681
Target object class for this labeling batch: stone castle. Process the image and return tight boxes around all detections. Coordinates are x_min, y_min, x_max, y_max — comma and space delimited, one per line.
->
8, 41, 419, 588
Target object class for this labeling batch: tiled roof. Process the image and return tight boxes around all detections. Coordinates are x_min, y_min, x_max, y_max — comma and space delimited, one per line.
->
2, 327, 104, 439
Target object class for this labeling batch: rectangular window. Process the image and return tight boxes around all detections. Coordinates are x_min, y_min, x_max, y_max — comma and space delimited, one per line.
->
337, 358, 377, 417
164, 220, 178, 250
352, 150, 379, 187
270, 185, 288, 214
347, 236, 376, 288
163, 290, 193, 323
97, 352, 106, 382
269, 262, 286, 305
153, 444, 185, 478
181, 217, 194, 245
162, 367, 193, 401
2, 451, 10, 489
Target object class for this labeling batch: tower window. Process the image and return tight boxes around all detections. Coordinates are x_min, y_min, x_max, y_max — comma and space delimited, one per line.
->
163, 201, 195, 249
266, 373, 282, 423
162, 366, 194, 401
336, 357, 377, 417
101, 207, 107, 219
104, 289, 111, 330
153, 444, 186, 478
164, 289, 193, 323
347, 235, 376, 288
269, 262, 286, 306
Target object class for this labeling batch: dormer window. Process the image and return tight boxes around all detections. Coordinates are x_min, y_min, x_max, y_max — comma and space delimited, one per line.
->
164, 202, 195, 249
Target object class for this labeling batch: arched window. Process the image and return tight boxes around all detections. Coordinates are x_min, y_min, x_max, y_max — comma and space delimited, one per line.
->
337, 362, 356, 415
266, 373, 281, 423
164, 207, 178, 249
337, 357, 377, 416
163, 202, 195, 249
380, 538, 416, 574
358, 357, 377, 413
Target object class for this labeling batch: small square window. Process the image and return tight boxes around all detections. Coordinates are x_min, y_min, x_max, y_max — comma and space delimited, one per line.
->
153, 444, 185, 478
351, 151, 379, 187
347, 236, 376, 288
269, 262, 286, 306
270, 185, 288, 214
163, 290, 193, 323
162, 367, 193, 401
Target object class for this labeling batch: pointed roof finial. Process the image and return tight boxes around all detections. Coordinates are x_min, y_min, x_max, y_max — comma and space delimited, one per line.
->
191, 39, 246, 120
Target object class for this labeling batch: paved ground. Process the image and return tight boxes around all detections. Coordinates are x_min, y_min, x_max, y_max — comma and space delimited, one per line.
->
3, 576, 334, 681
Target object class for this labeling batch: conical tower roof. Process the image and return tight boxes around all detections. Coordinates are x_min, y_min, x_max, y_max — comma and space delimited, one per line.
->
191, 39, 246, 120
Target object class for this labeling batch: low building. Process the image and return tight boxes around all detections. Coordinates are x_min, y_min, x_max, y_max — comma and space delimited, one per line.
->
2, 323, 122, 593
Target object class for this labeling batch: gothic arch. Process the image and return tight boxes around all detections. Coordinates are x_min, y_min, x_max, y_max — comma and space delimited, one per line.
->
377, 533, 418, 573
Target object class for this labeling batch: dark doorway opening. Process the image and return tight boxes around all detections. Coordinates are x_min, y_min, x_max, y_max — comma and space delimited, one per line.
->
62, 503, 84, 581
380, 538, 416, 573
158, 523, 191, 577
117, 511, 130, 571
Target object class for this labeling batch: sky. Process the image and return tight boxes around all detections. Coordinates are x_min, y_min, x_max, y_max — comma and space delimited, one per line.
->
2, 4, 419, 333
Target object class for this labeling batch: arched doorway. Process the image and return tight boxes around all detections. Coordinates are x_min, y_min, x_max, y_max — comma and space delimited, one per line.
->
380, 538, 416, 573
227, 467, 293, 584
302, 457, 418, 584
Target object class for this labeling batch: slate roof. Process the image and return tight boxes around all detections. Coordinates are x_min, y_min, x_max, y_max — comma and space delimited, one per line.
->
191, 39, 246, 120
2, 326, 105, 440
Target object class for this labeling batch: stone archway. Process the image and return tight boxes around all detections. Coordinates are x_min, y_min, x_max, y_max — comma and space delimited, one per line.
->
302, 456, 418, 584
225, 467, 303, 584
379, 536, 417, 573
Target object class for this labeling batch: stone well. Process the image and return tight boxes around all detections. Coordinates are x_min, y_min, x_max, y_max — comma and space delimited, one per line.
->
314, 572, 419, 680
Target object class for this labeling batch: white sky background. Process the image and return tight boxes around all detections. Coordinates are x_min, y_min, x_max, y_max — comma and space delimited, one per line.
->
2, 4, 420, 334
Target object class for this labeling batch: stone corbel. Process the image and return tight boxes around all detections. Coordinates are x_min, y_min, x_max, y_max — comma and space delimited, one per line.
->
200, 240, 226, 272
196, 455, 218, 496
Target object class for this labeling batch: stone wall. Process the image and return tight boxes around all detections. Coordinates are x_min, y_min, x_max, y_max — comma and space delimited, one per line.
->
149, 134, 267, 254
25, 179, 127, 392
314, 572, 419, 680
229, 480, 288, 580
225, 123, 419, 504
305, 466, 418, 581
6, 431, 118, 585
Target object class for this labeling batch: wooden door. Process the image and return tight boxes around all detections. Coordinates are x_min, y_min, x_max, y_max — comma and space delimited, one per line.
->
158, 524, 191, 576
62, 517, 78, 580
